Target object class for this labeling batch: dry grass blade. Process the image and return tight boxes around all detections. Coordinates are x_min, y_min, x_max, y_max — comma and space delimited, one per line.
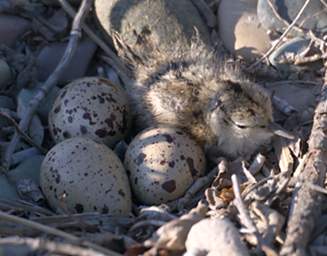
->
0, 210, 122, 255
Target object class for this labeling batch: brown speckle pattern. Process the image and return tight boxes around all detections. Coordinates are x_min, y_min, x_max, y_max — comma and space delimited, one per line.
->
49, 77, 131, 148
161, 180, 176, 193
40, 137, 132, 215
124, 127, 206, 205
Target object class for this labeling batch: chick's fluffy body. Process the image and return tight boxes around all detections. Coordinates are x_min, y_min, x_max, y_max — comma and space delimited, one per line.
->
118, 41, 274, 158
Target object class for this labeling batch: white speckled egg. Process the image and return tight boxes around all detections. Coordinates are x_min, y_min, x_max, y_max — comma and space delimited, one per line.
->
49, 77, 130, 148
40, 137, 132, 215
124, 127, 206, 205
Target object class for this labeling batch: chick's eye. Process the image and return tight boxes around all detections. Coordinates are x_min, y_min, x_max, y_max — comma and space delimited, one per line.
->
236, 124, 247, 129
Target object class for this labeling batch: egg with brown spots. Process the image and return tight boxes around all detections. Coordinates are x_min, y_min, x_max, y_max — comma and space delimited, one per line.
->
40, 137, 132, 215
49, 77, 131, 148
124, 126, 206, 205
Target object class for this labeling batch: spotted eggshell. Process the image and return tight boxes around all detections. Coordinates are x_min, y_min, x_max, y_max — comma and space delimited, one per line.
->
124, 127, 206, 205
49, 77, 130, 148
40, 137, 132, 215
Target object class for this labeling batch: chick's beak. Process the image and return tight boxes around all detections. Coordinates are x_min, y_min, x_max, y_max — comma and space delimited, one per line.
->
267, 122, 295, 140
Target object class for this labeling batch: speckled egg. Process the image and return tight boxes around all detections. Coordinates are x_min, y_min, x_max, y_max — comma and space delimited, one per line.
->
40, 137, 132, 215
124, 127, 206, 205
49, 77, 130, 148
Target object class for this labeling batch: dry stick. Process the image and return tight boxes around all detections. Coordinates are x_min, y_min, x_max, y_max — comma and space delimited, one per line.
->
266, 0, 303, 33
0, 210, 122, 256
0, 237, 105, 256
231, 175, 258, 235
280, 70, 327, 255
2, 0, 93, 170
0, 111, 47, 154
247, 0, 311, 70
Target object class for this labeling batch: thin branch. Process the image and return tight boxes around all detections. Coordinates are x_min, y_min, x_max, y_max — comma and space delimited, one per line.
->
280, 65, 327, 255
2, 0, 93, 170
0, 111, 47, 154
247, 0, 312, 70
266, 0, 303, 33
231, 175, 258, 235
0, 210, 122, 256
0, 237, 106, 256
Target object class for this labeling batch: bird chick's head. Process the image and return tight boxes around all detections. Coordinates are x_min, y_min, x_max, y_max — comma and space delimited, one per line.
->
205, 80, 293, 158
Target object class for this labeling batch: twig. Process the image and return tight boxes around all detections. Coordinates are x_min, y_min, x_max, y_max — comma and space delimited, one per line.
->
241, 161, 257, 183
280, 67, 327, 255
2, 0, 93, 170
266, 0, 303, 33
247, 0, 311, 70
0, 111, 47, 154
58, 0, 131, 81
0, 237, 106, 256
0, 210, 122, 256
248, 153, 266, 175
231, 175, 258, 235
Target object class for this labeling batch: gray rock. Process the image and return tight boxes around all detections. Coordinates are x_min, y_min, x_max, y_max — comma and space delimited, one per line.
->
0, 175, 20, 201
36, 39, 97, 83
95, 0, 211, 58
11, 148, 40, 166
218, 0, 270, 62
0, 15, 31, 47
8, 155, 44, 187
269, 37, 312, 72
37, 10, 69, 40
0, 95, 15, 110
0, 59, 12, 90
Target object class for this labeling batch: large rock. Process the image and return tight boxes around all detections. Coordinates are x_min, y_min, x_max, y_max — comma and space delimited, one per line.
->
218, 0, 270, 61
95, 0, 212, 57
257, 0, 327, 36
